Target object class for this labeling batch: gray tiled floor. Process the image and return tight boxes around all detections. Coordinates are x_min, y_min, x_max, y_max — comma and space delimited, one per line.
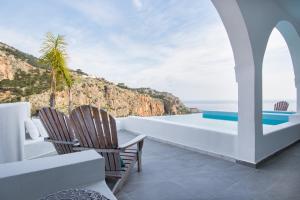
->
116, 131, 300, 200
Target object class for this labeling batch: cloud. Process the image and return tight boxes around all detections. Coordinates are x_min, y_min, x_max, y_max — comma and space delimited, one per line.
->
61, 0, 121, 26
0, 27, 40, 56
123, 23, 237, 100
132, 0, 143, 10
51, 1, 238, 100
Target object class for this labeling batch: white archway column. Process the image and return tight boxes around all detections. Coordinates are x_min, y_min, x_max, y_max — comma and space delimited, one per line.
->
212, 0, 264, 164
293, 76, 300, 117
295, 76, 300, 114
296, 84, 300, 113
235, 65, 262, 164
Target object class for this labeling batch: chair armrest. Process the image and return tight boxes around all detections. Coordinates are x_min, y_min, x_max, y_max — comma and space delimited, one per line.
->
44, 137, 79, 145
119, 135, 146, 151
73, 147, 121, 153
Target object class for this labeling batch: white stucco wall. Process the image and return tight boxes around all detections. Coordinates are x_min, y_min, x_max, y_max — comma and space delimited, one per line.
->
121, 116, 237, 159
120, 115, 300, 164
258, 122, 300, 162
0, 102, 30, 163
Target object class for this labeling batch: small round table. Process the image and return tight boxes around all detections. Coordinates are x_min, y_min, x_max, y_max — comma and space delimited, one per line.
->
39, 189, 110, 200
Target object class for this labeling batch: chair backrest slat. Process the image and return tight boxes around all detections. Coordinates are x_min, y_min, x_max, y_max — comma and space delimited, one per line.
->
50, 109, 70, 153
71, 108, 90, 147
90, 107, 113, 172
92, 108, 107, 148
70, 105, 121, 172
80, 109, 96, 147
81, 106, 101, 148
56, 111, 74, 153
109, 115, 118, 147
40, 108, 67, 154
39, 109, 64, 154
99, 109, 120, 171
100, 109, 113, 148
39, 107, 75, 154
274, 101, 289, 111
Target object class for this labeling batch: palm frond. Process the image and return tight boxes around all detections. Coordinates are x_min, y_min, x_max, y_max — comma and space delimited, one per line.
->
39, 32, 73, 89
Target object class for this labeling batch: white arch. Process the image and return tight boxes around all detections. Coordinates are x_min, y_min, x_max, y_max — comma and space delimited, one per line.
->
276, 21, 300, 112
211, 0, 300, 164
262, 27, 296, 106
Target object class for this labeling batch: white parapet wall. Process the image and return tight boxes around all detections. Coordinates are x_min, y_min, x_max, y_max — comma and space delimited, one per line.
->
258, 122, 300, 163
0, 102, 30, 164
120, 115, 300, 164
121, 116, 237, 159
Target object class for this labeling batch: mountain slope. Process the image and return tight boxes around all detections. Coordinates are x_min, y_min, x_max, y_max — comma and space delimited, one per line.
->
0, 41, 190, 116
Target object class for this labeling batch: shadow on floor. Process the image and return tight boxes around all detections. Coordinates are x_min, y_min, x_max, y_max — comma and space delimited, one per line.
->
115, 131, 300, 200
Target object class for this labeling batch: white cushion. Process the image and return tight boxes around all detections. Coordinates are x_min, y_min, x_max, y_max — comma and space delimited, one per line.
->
25, 119, 39, 140
32, 118, 48, 137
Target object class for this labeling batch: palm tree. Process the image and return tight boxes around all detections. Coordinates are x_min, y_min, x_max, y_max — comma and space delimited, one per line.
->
66, 75, 73, 114
40, 32, 73, 109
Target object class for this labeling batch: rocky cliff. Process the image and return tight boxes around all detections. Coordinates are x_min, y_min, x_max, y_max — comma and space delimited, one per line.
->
0, 42, 190, 117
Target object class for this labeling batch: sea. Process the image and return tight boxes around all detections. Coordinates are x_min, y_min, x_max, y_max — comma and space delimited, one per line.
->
183, 100, 296, 112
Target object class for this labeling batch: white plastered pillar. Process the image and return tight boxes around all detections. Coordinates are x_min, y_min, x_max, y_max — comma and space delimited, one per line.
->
212, 0, 264, 163
212, 0, 259, 163
235, 64, 262, 163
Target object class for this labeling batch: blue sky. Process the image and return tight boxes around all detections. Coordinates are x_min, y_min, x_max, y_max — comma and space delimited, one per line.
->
0, 0, 296, 101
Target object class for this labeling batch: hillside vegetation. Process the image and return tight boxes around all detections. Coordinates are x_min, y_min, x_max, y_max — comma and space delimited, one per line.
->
0, 42, 190, 116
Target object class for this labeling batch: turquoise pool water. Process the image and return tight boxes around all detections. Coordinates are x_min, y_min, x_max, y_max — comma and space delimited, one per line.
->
202, 111, 295, 125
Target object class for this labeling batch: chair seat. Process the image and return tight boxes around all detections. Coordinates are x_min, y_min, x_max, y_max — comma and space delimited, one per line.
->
121, 149, 138, 170
105, 149, 137, 178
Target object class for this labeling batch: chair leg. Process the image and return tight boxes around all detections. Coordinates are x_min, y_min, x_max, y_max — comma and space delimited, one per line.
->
112, 178, 122, 194
137, 140, 143, 172
137, 150, 142, 172
112, 161, 135, 194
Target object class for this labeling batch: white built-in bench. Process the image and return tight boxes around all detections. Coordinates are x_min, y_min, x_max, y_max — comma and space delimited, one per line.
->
0, 150, 117, 200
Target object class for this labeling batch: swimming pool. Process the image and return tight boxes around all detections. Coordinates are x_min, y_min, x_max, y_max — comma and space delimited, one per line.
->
149, 114, 238, 134
202, 111, 294, 125
145, 111, 294, 135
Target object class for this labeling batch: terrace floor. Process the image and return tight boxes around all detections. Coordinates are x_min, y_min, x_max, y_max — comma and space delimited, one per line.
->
116, 131, 300, 200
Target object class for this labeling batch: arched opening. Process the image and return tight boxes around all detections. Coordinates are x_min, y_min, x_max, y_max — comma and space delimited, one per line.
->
262, 26, 296, 130
263, 28, 296, 111
173, 0, 236, 112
